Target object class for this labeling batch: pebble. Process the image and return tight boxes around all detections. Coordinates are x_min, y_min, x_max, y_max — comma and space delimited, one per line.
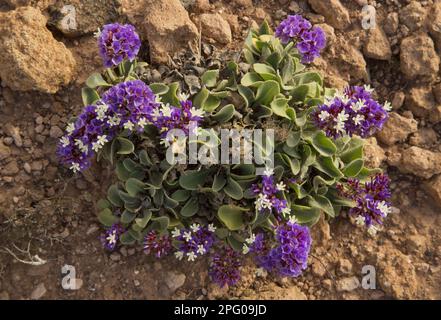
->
164, 271, 186, 293
110, 252, 121, 261
30, 283, 47, 300
49, 126, 63, 139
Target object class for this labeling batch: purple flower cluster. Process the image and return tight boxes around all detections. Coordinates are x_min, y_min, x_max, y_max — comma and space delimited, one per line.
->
337, 173, 391, 235
58, 80, 159, 172
252, 170, 288, 215
172, 224, 216, 262
98, 23, 141, 68
257, 222, 311, 277
101, 224, 125, 251
151, 98, 204, 142
275, 15, 326, 64
209, 247, 242, 287
313, 85, 390, 139
144, 231, 172, 258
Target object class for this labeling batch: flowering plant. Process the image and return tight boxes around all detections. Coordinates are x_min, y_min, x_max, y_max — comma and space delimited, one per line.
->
59, 17, 391, 287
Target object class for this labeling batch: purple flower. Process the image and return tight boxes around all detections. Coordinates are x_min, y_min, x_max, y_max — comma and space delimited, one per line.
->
98, 23, 141, 68
173, 224, 216, 261
313, 85, 389, 139
209, 247, 242, 287
252, 173, 288, 214
257, 222, 311, 277
337, 173, 392, 231
275, 15, 326, 64
101, 224, 124, 251
144, 231, 172, 258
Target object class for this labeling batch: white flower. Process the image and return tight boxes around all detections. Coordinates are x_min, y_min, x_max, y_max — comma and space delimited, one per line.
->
155, 95, 162, 104
95, 103, 109, 121
152, 108, 161, 120
276, 182, 286, 191
92, 142, 101, 152
171, 227, 181, 238
92, 135, 108, 152
245, 234, 256, 245
170, 137, 187, 154
74, 139, 88, 153
106, 231, 117, 245
160, 138, 170, 148
367, 225, 378, 237
161, 104, 172, 117
376, 201, 391, 217
190, 107, 205, 118
197, 245, 206, 255
123, 121, 135, 131
93, 28, 101, 38
353, 114, 365, 126
263, 167, 274, 177
137, 117, 148, 128
66, 123, 75, 135
70, 162, 80, 173
282, 207, 292, 216
351, 99, 365, 112
175, 251, 184, 261
179, 92, 190, 101
335, 91, 350, 104
355, 215, 366, 226
335, 110, 349, 133
107, 115, 121, 127
383, 101, 392, 112
60, 136, 70, 147
190, 223, 200, 232
183, 231, 192, 242
256, 267, 268, 278
208, 223, 216, 233
288, 215, 298, 224
318, 110, 330, 121
242, 244, 250, 255
187, 251, 197, 262
363, 84, 374, 93
255, 193, 272, 211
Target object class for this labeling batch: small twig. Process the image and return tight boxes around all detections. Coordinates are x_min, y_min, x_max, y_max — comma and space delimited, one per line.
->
310, 253, 335, 281
1, 241, 47, 266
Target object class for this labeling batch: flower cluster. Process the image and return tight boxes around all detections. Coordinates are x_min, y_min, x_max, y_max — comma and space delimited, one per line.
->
144, 231, 172, 258
172, 224, 217, 261
337, 173, 391, 236
151, 96, 205, 146
257, 221, 311, 277
97, 23, 141, 68
209, 247, 242, 287
58, 80, 159, 172
252, 169, 289, 215
101, 224, 125, 251
275, 15, 326, 63
313, 85, 390, 139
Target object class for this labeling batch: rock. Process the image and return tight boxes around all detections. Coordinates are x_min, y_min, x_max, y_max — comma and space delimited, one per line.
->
308, 0, 350, 30
433, 83, 441, 104
399, 1, 427, 31
1, 160, 19, 176
30, 283, 47, 300
51, 0, 120, 37
363, 26, 391, 60
0, 291, 10, 300
391, 91, 405, 110
338, 259, 353, 275
376, 112, 418, 146
428, 1, 441, 52
430, 105, 441, 124
384, 12, 399, 35
49, 126, 64, 139
409, 128, 438, 147
0, 7, 76, 93
191, 0, 211, 13
400, 33, 440, 79
399, 146, 441, 179
164, 271, 186, 293
311, 261, 326, 277
0, 140, 11, 161
424, 174, 441, 207
109, 252, 121, 261
364, 137, 386, 167
121, 0, 198, 64
246, 283, 307, 299
231, 0, 253, 7
406, 86, 436, 118
336, 276, 360, 292
5, 0, 55, 10
3, 124, 22, 147
196, 13, 232, 45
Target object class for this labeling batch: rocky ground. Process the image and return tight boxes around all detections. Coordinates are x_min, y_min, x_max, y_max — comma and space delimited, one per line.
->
0, 0, 440, 300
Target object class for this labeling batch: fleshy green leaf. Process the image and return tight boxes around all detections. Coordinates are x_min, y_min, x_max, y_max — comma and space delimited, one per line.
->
217, 205, 247, 231
180, 197, 199, 217
201, 70, 219, 88
81, 88, 100, 106
98, 208, 118, 227
255, 80, 280, 106
224, 178, 244, 200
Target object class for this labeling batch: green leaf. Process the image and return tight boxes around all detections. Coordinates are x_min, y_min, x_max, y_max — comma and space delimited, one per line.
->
270, 97, 291, 119
149, 83, 169, 95
201, 70, 219, 88
314, 157, 344, 179
121, 210, 136, 224
107, 185, 123, 207
292, 205, 321, 226
81, 88, 100, 106
310, 131, 337, 157
253, 63, 278, 81
125, 178, 145, 197
97, 199, 110, 211
139, 149, 153, 166
179, 170, 209, 190
217, 205, 246, 231
224, 178, 244, 200
343, 159, 364, 177
120, 231, 136, 245
211, 104, 235, 123
150, 216, 170, 231
98, 208, 118, 227
255, 80, 280, 106
308, 195, 335, 217
241, 72, 263, 87
171, 190, 191, 202
203, 95, 221, 112
212, 174, 227, 192
86, 73, 110, 88
116, 137, 134, 155
238, 85, 255, 108
180, 197, 199, 217
286, 131, 301, 148
161, 82, 180, 106
135, 210, 152, 228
